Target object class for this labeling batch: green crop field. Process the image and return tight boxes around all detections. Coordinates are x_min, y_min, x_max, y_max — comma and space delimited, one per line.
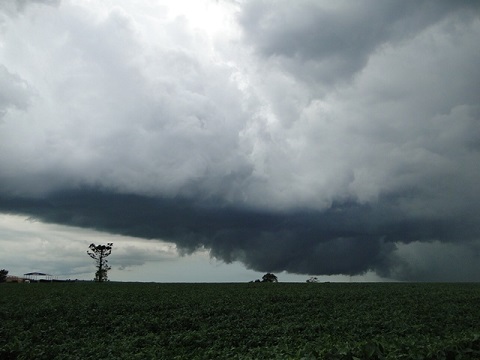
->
1, 282, 480, 359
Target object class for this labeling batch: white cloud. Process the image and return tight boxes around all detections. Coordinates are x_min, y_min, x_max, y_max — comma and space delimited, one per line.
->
1, 0, 478, 211
0, 213, 178, 279
0, 65, 33, 117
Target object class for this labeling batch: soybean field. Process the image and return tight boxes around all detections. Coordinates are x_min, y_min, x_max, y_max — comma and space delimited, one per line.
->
1, 282, 480, 359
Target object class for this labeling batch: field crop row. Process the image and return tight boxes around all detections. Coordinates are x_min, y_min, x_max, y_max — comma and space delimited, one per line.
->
1, 282, 480, 359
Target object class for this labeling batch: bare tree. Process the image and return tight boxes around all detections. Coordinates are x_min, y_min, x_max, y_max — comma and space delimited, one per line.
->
87, 243, 113, 282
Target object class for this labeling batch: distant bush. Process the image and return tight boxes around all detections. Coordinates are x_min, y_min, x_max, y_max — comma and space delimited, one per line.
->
0, 269, 8, 283
250, 273, 278, 283
262, 273, 278, 282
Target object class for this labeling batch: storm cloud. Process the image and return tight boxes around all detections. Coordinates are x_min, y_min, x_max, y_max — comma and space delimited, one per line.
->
0, 0, 479, 281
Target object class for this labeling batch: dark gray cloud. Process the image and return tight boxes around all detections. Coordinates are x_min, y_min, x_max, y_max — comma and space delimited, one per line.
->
0, 1, 479, 281
238, 0, 479, 86
1, 187, 479, 278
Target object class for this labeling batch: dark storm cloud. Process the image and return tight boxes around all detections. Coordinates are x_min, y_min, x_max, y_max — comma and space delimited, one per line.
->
1, 187, 479, 277
238, 0, 480, 85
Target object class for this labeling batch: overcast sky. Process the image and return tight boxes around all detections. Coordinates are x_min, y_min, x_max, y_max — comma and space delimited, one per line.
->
1, 0, 479, 282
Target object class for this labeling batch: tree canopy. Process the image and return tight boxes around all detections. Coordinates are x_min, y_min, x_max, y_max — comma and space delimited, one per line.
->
262, 273, 278, 282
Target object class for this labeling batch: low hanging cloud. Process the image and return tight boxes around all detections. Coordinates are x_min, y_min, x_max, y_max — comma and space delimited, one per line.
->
0, 0, 479, 281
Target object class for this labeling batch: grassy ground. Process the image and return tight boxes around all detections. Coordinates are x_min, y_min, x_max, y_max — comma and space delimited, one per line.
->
1, 282, 480, 359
